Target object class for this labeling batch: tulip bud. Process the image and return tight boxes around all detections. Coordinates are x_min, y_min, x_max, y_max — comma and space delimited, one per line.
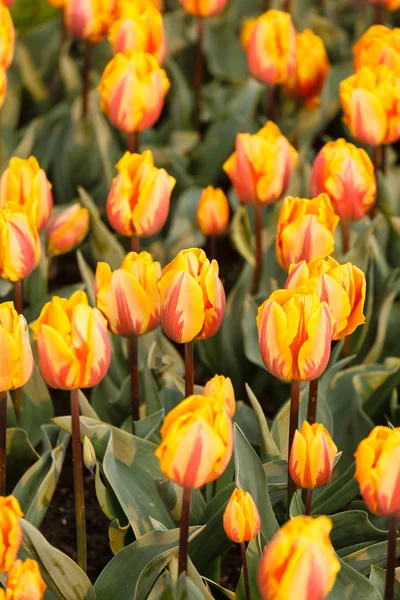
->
95, 251, 162, 337
0, 157, 53, 230
83, 436, 96, 472
0, 496, 23, 572
106, 150, 175, 237
244, 10, 297, 86
0, 202, 41, 282
0, 66, 7, 110
203, 374, 235, 417
196, 186, 230, 236
285, 256, 366, 341
284, 29, 330, 109
46, 203, 89, 256
311, 139, 376, 222
367, 0, 400, 10
157, 248, 225, 344
0, 302, 34, 391
155, 394, 233, 489
0, 4, 14, 69
289, 421, 337, 489
99, 51, 170, 133
258, 516, 340, 600
257, 287, 332, 381
354, 25, 400, 73
340, 65, 400, 146
0, 559, 46, 600
223, 488, 261, 543
355, 426, 400, 518
64, 0, 116, 43
109, 0, 166, 64
179, 0, 226, 17
223, 122, 298, 205
30, 291, 111, 390
275, 194, 339, 271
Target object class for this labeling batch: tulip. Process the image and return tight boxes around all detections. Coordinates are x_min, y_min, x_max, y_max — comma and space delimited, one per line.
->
203, 374, 235, 417
118, 0, 164, 12
157, 248, 225, 344
1, 0, 15, 5
284, 29, 330, 109
340, 65, 400, 146
109, 0, 166, 64
0, 4, 14, 69
63, 0, 116, 43
0, 202, 41, 282
30, 291, 110, 390
354, 25, 400, 73
311, 138, 376, 222
99, 51, 170, 133
258, 516, 340, 600
0, 302, 34, 392
0, 559, 46, 600
285, 256, 366, 341
196, 186, 230, 236
367, 0, 400, 10
243, 10, 297, 86
0, 65, 6, 110
179, 0, 227, 17
289, 421, 337, 489
106, 150, 175, 238
275, 194, 339, 271
257, 286, 332, 382
0, 157, 53, 230
48, 0, 64, 6
223, 488, 261, 543
0, 496, 23, 572
46, 203, 89, 256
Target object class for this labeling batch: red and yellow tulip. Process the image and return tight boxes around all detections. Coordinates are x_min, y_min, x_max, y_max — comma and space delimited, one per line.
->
64, 0, 116, 42
0, 496, 23, 572
46, 203, 89, 256
0, 203, 41, 282
289, 421, 337, 489
367, 0, 400, 10
223, 488, 261, 543
203, 374, 235, 417
0, 302, 34, 392
179, 0, 227, 17
196, 186, 230, 236
0, 4, 14, 69
354, 25, 400, 73
0, 559, 46, 600
0, 66, 7, 109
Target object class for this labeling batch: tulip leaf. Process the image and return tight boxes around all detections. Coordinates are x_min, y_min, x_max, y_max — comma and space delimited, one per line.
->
343, 538, 400, 576
6, 428, 40, 490
20, 365, 54, 448
327, 558, 382, 600
76, 249, 95, 306
312, 462, 359, 516
245, 384, 281, 462
369, 565, 400, 599
329, 511, 388, 556
236, 536, 263, 600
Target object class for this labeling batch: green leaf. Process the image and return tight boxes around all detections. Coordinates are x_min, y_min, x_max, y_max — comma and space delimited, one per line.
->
6, 428, 39, 490
330, 511, 388, 556
343, 538, 400, 576
370, 565, 400, 599
76, 250, 95, 306
19, 365, 54, 448
236, 536, 263, 600
231, 207, 255, 267
312, 462, 359, 515
245, 384, 281, 462
11, 0, 58, 30
327, 558, 382, 600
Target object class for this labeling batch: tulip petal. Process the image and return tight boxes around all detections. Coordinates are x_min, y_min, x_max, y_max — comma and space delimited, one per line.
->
13, 315, 34, 389
347, 88, 387, 146
257, 300, 293, 380
71, 305, 110, 388
107, 172, 135, 236
37, 325, 80, 390
289, 429, 307, 488
132, 169, 172, 237
110, 269, 151, 336
0, 327, 19, 392
297, 302, 332, 381
281, 214, 335, 269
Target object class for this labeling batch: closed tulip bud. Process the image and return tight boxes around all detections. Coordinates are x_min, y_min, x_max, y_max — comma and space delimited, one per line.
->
286, 256, 366, 341
109, 0, 166, 64
47, 203, 89, 256
276, 194, 339, 271
367, 0, 400, 10
30, 291, 111, 390
83, 436, 96, 472
155, 394, 233, 489
0, 496, 23, 572
0, 157, 53, 230
0, 4, 14, 69
0, 559, 46, 600
0, 66, 6, 110
99, 51, 170, 133
258, 516, 340, 600
0, 203, 41, 282
95, 251, 161, 337
64, 0, 116, 43
311, 139, 376, 222
223, 122, 298, 205
107, 150, 175, 237
244, 10, 297, 86
354, 25, 400, 73
203, 374, 235, 417
179, 0, 226, 17
289, 421, 337, 489
223, 488, 261, 543
355, 426, 400, 518
284, 29, 330, 109
196, 186, 230, 236
340, 65, 400, 146
157, 248, 225, 344
257, 287, 332, 381
0, 302, 34, 391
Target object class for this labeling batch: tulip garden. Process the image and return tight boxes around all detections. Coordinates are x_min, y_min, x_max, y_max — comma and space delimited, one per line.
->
1, 0, 400, 598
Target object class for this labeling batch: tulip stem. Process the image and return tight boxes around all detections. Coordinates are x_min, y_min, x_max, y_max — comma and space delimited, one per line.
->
185, 342, 194, 398
0, 390, 7, 496
304, 489, 313, 516
82, 41, 91, 120
341, 220, 350, 254
283, 0, 291, 11
384, 518, 398, 600
127, 131, 139, 154
70, 388, 87, 572
178, 487, 192, 574
130, 336, 140, 434
193, 18, 204, 130
251, 204, 263, 296
373, 5, 384, 25
131, 235, 139, 253
288, 379, 300, 513
307, 378, 318, 425
268, 85, 276, 122
14, 280, 23, 315
241, 542, 251, 600
209, 235, 216, 261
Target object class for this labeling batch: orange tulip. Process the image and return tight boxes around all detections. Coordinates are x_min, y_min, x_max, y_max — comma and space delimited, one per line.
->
0, 203, 41, 282
258, 516, 340, 600
243, 10, 297, 86
203, 374, 235, 417
99, 51, 170, 133
257, 287, 332, 381
48, 0, 64, 6
64, 0, 116, 42
340, 65, 400, 146
196, 186, 230, 236
155, 394, 233, 489
0, 559, 46, 600
276, 194, 339, 271
367, 0, 400, 10
0, 65, 6, 110
0, 302, 34, 392
289, 421, 337, 489
223, 488, 261, 543
46, 203, 89, 256
285, 256, 366, 341
0, 157, 53, 230
284, 29, 330, 109
355, 426, 400, 518
179, 0, 227, 17
0, 496, 23, 572
0, 4, 14, 69
95, 251, 161, 337
157, 248, 225, 344
223, 122, 298, 205
354, 25, 400, 73
1, 0, 15, 5
311, 138, 376, 221
106, 150, 175, 237
30, 291, 111, 390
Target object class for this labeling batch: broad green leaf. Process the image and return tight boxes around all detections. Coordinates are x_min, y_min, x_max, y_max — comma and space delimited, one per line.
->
330, 511, 388, 556
231, 207, 255, 267
312, 462, 359, 515
327, 558, 382, 600
236, 536, 263, 600
20, 365, 54, 448
343, 538, 400, 576
245, 384, 281, 462
370, 565, 400, 599
7, 428, 39, 490
76, 250, 95, 306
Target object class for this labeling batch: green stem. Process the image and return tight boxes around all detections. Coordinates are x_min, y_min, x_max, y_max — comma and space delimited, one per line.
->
71, 388, 87, 572
130, 336, 139, 435
307, 378, 318, 425
185, 342, 194, 398
305, 489, 313, 516
241, 542, 251, 600
384, 517, 398, 600
178, 487, 192, 574
127, 131, 139, 154
287, 380, 300, 513
341, 220, 350, 254
251, 204, 263, 295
